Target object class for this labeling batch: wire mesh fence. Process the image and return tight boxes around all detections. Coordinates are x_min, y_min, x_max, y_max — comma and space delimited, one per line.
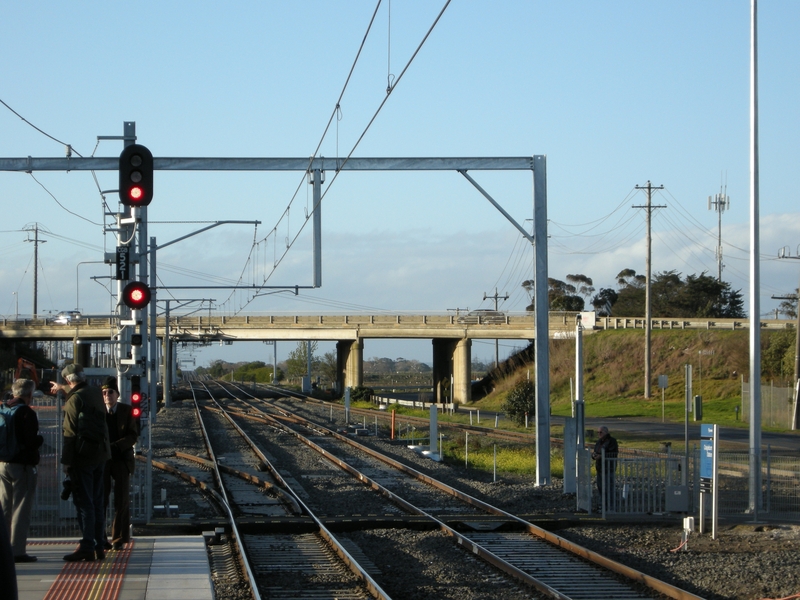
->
28, 401, 149, 539
741, 380, 796, 429
599, 448, 800, 521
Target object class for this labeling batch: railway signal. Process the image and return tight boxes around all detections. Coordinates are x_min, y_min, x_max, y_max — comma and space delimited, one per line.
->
122, 281, 151, 310
130, 375, 142, 418
118, 144, 153, 206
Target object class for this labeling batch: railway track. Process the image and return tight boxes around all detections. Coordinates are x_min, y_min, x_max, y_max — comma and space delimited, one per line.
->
173, 380, 703, 600
188, 380, 382, 600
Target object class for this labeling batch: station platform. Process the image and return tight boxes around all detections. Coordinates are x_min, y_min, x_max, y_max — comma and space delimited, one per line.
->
15, 536, 213, 600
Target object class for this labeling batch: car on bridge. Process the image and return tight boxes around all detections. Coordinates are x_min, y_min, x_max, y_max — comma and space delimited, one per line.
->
456, 309, 507, 324
52, 310, 82, 324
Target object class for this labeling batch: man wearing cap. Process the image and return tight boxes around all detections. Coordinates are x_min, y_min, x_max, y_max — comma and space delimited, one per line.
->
52, 363, 110, 562
591, 426, 619, 509
101, 376, 138, 550
0, 378, 43, 563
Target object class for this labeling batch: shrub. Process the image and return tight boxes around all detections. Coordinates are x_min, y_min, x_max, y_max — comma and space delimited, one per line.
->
502, 379, 536, 426
349, 386, 374, 402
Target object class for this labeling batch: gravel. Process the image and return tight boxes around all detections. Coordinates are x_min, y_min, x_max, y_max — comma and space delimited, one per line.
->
148, 392, 800, 600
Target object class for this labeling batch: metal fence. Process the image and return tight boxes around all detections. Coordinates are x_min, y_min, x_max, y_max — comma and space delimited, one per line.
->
741, 380, 796, 429
28, 401, 148, 539
710, 450, 800, 518
596, 448, 800, 522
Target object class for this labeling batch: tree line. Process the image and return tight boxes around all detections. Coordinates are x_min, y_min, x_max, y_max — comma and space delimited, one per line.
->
523, 269, 758, 319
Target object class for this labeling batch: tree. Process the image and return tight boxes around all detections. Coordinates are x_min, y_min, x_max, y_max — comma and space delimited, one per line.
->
612, 268, 647, 315
502, 379, 536, 426
591, 288, 618, 316
566, 274, 595, 300
319, 351, 338, 387
777, 288, 799, 319
612, 269, 745, 319
547, 277, 584, 311
285, 341, 318, 381
207, 360, 229, 379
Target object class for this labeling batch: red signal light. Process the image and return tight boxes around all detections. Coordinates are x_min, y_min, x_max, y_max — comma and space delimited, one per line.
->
130, 375, 142, 419
128, 185, 144, 202
122, 281, 151, 310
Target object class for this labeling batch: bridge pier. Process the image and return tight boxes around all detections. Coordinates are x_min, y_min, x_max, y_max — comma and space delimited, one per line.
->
432, 338, 471, 405
336, 339, 363, 394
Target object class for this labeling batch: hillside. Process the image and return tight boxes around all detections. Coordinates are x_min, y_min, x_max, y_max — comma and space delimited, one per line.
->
473, 328, 797, 426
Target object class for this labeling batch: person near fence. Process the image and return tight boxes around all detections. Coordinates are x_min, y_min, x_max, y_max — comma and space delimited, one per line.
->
0, 378, 43, 563
52, 363, 111, 562
101, 376, 138, 551
592, 426, 618, 508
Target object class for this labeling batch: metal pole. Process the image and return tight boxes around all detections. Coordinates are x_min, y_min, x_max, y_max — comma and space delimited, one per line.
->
533, 155, 551, 485
33, 224, 39, 318
163, 302, 171, 408
645, 183, 652, 399
684, 364, 692, 485
149, 237, 158, 419
575, 315, 585, 449
749, 0, 762, 515
311, 169, 322, 287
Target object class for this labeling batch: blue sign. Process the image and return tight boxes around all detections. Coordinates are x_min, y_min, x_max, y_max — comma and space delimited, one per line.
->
700, 440, 714, 479
701, 424, 714, 439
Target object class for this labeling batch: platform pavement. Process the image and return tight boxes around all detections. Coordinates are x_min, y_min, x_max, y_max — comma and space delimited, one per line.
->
15, 536, 213, 600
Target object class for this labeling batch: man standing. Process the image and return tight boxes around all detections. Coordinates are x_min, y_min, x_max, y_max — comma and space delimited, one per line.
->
592, 426, 619, 508
52, 364, 110, 562
0, 379, 43, 563
101, 376, 138, 550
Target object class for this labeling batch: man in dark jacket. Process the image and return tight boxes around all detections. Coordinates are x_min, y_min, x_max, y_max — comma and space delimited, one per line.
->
592, 426, 619, 508
101, 376, 139, 550
52, 363, 110, 561
0, 378, 43, 563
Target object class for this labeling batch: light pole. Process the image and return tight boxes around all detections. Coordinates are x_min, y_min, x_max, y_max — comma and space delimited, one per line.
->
12, 292, 18, 319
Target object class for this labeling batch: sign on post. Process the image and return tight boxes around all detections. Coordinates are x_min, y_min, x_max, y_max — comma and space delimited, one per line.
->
699, 424, 719, 539
116, 245, 130, 280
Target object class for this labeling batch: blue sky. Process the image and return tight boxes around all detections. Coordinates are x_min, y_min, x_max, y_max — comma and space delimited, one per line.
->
1, 1, 798, 367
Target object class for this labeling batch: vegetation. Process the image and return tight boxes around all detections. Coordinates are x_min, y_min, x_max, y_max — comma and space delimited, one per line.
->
501, 379, 536, 426
471, 327, 796, 429
527, 269, 747, 319
349, 386, 374, 402
610, 269, 745, 318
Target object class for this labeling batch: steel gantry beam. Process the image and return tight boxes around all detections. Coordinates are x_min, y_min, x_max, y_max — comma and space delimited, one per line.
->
1, 153, 552, 485
0, 156, 535, 172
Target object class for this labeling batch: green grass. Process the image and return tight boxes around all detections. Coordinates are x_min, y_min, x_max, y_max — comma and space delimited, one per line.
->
440, 435, 565, 478
469, 328, 796, 431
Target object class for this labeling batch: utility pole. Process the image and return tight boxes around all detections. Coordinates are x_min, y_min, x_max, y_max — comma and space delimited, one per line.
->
633, 181, 665, 399
483, 288, 509, 367
708, 186, 730, 281
24, 223, 46, 319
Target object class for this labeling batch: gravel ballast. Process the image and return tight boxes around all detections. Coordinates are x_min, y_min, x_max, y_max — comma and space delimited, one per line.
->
148, 394, 800, 600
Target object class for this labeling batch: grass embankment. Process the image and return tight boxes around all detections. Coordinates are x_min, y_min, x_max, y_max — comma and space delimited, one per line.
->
472, 328, 793, 428
359, 329, 796, 478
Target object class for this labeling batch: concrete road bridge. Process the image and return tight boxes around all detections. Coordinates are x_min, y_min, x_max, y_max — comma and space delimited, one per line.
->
1, 312, 793, 403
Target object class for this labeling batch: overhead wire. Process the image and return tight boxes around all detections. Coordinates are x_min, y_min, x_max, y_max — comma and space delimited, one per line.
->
233, 0, 452, 314
0, 97, 83, 157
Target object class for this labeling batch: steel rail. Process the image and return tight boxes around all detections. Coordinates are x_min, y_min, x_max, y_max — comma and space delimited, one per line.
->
189, 381, 262, 600
199, 380, 393, 600
229, 387, 703, 600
